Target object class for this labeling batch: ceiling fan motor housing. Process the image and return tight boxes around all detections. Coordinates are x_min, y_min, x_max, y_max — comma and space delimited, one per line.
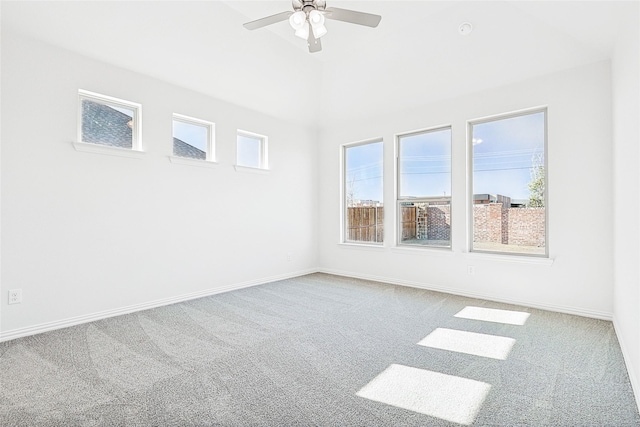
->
293, 0, 327, 13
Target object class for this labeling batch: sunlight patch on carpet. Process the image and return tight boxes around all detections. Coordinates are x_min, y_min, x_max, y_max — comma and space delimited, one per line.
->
455, 306, 530, 325
418, 328, 516, 360
356, 364, 491, 425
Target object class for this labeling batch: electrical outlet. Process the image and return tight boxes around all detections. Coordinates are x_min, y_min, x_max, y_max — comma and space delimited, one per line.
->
8, 289, 22, 305
467, 265, 475, 275
286, 252, 292, 262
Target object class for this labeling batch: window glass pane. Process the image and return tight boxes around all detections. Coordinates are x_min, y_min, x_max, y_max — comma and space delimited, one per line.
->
399, 129, 451, 198
345, 141, 384, 243
81, 99, 134, 148
398, 128, 451, 248
173, 119, 208, 160
399, 201, 451, 247
237, 134, 262, 168
471, 111, 546, 255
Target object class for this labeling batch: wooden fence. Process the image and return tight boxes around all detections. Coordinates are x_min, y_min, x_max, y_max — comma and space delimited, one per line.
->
401, 206, 417, 240
346, 207, 384, 243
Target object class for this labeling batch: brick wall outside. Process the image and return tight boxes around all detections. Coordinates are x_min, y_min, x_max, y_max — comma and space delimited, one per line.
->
426, 205, 451, 240
473, 203, 545, 247
508, 207, 545, 246
474, 204, 503, 243
350, 203, 544, 247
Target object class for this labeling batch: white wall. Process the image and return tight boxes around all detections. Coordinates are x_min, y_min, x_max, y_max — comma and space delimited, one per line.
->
612, 6, 640, 409
0, 34, 318, 337
318, 60, 614, 318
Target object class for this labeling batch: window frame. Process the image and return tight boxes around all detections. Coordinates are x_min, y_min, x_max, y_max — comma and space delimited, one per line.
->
396, 126, 453, 250
341, 138, 385, 246
77, 89, 142, 151
172, 113, 215, 162
236, 129, 268, 170
467, 107, 549, 258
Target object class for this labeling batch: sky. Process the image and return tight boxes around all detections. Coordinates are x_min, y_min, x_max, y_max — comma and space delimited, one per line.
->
345, 111, 545, 203
173, 120, 209, 152
399, 128, 451, 198
237, 134, 261, 167
110, 105, 134, 118
345, 141, 383, 203
472, 111, 545, 200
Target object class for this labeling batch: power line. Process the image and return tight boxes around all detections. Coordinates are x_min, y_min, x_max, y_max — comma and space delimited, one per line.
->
474, 166, 536, 172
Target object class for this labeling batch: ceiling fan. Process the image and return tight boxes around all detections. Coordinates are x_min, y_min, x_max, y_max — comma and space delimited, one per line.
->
243, 0, 382, 53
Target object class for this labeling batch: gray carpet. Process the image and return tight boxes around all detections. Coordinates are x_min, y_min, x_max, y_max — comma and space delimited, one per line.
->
0, 273, 638, 426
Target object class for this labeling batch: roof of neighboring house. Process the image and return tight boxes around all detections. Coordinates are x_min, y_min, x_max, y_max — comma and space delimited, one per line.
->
173, 138, 205, 160
81, 99, 133, 148
82, 99, 206, 159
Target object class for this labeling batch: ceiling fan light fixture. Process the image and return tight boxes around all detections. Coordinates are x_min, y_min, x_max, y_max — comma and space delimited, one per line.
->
312, 23, 327, 39
309, 10, 327, 38
289, 10, 309, 39
295, 25, 310, 39
289, 10, 306, 30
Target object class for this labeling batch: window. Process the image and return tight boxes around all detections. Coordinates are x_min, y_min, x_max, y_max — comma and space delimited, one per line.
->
397, 127, 452, 248
469, 109, 547, 256
172, 114, 214, 161
343, 139, 384, 244
78, 90, 141, 150
237, 130, 267, 169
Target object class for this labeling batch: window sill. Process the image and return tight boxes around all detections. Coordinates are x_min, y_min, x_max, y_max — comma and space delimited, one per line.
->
169, 156, 218, 168
234, 165, 269, 174
464, 251, 554, 265
72, 141, 145, 159
339, 242, 385, 251
391, 246, 454, 256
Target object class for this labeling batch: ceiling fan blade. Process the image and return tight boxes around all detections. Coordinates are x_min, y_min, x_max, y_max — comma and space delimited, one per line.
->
324, 7, 381, 28
243, 11, 293, 30
307, 23, 322, 53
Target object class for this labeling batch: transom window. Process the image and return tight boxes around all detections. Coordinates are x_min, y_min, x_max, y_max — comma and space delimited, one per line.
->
469, 109, 547, 256
397, 127, 452, 248
237, 130, 268, 169
173, 114, 215, 161
78, 90, 141, 150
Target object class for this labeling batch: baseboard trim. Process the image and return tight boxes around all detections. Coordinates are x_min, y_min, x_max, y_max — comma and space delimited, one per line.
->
1, 267, 614, 342
613, 316, 640, 413
318, 268, 613, 321
0, 268, 317, 342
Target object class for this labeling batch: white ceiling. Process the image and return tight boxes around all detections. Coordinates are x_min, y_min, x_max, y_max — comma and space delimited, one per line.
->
2, 1, 635, 126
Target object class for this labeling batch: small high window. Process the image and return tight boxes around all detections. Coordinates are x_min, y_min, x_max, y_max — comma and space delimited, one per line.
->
237, 130, 268, 169
173, 114, 215, 161
78, 90, 141, 150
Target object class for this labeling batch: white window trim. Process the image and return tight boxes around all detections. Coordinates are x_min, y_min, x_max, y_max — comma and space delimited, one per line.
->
172, 113, 216, 163
338, 242, 387, 251
464, 250, 555, 265
396, 125, 453, 250
77, 89, 142, 152
233, 165, 270, 174
341, 137, 385, 246
236, 129, 268, 170
467, 106, 549, 258
72, 141, 145, 159
169, 156, 219, 168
